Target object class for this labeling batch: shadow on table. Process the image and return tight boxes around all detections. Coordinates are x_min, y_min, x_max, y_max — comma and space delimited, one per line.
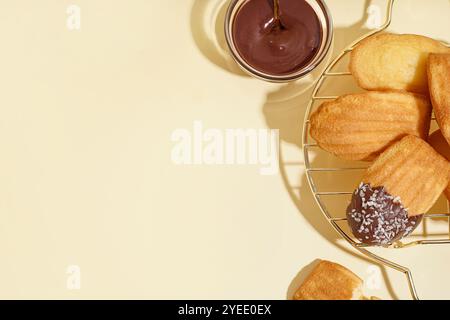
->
190, 0, 247, 77
267, 0, 403, 300
189, 0, 401, 300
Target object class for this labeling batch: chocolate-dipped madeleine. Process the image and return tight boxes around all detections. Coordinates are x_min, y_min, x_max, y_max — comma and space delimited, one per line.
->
347, 135, 450, 246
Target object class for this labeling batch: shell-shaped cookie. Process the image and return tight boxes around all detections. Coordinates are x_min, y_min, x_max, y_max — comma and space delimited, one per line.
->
350, 33, 450, 94
293, 260, 363, 300
363, 135, 450, 216
310, 91, 431, 161
428, 54, 450, 145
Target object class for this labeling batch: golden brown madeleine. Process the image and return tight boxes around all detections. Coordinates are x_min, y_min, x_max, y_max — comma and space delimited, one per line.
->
350, 33, 450, 94
309, 91, 431, 161
428, 53, 450, 145
429, 130, 450, 200
347, 136, 450, 246
293, 260, 363, 300
363, 135, 450, 216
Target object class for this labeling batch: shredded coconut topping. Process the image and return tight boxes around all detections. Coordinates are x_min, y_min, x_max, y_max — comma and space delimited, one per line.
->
346, 183, 422, 246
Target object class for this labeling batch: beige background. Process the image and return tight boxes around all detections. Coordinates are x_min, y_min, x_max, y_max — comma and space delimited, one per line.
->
0, 0, 448, 299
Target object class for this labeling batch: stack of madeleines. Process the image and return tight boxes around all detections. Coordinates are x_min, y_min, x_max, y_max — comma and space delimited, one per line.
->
310, 33, 450, 246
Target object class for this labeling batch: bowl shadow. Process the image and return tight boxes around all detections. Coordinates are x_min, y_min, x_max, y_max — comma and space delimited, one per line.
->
190, 0, 403, 299
266, 0, 404, 300
190, 0, 249, 77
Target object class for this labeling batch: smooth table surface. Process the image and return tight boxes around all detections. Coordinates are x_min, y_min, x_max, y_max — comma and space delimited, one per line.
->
0, 0, 448, 299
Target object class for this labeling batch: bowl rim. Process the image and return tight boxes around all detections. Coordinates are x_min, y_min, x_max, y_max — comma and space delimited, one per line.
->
224, 0, 334, 83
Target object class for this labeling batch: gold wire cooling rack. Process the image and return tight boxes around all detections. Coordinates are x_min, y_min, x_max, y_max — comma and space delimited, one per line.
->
302, 0, 450, 300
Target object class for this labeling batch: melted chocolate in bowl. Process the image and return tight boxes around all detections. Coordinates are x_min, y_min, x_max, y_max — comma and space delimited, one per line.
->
232, 0, 323, 76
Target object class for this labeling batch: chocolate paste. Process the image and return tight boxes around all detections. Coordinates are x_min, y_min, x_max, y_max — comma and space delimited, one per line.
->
232, 0, 323, 75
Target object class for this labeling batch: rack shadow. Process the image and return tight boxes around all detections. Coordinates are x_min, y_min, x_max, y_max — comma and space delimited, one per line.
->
189, 0, 412, 299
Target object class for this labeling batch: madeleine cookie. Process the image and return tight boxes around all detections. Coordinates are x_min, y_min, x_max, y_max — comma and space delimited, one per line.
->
293, 260, 363, 300
350, 33, 450, 94
428, 53, 450, 145
347, 135, 450, 246
309, 91, 431, 161
429, 130, 450, 200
